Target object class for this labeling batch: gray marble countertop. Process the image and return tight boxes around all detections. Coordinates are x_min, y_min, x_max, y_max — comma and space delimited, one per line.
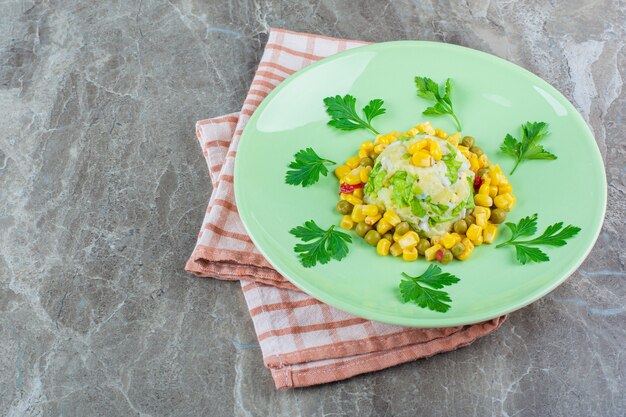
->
1, 1, 624, 416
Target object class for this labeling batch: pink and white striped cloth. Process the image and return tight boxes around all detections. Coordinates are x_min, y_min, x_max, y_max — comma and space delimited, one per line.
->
185, 28, 506, 389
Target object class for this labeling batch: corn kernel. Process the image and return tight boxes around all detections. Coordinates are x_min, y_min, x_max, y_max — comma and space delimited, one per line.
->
377, 135, 391, 145
359, 167, 371, 183
360, 141, 375, 152
345, 194, 363, 206
376, 238, 391, 256
429, 140, 442, 161
346, 156, 360, 169
376, 218, 393, 234
435, 129, 448, 139
441, 233, 461, 249
417, 122, 436, 135
339, 193, 349, 201
483, 224, 498, 244
490, 172, 503, 186
402, 247, 418, 262
335, 165, 351, 179
382, 210, 402, 226
478, 154, 489, 168
472, 234, 484, 246
412, 150, 432, 167
494, 193, 514, 209
473, 206, 491, 219
475, 212, 488, 227
498, 184, 513, 194
424, 244, 442, 261
478, 184, 491, 196
457, 145, 469, 153
363, 204, 379, 217
447, 132, 461, 147
389, 131, 401, 139
398, 231, 420, 249
364, 214, 382, 226
456, 238, 474, 260
430, 235, 442, 246
491, 164, 502, 174
393, 231, 403, 242
358, 149, 369, 158
466, 224, 483, 241
351, 205, 366, 222
353, 188, 364, 199
374, 144, 386, 154
480, 176, 491, 187
344, 173, 361, 186
469, 155, 480, 172
340, 215, 354, 230
408, 139, 428, 154
489, 185, 498, 198
407, 127, 419, 136
389, 242, 403, 257
474, 194, 493, 208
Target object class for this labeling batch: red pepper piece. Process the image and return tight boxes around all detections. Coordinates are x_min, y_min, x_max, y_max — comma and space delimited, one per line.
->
436, 250, 444, 263
473, 175, 483, 193
339, 183, 364, 194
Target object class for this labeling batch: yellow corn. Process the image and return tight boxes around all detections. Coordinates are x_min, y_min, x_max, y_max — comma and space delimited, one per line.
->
429, 140, 442, 161
490, 164, 502, 174
359, 167, 371, 183
345, 194, 363, 206
447, 132, 461, 147
456, 238, 474, 260
494, 193, 515, 210
346, 156, 360, 169
478, 184, 491, 196
360, 141, 375, 152
376, 239, 391, 256
353, 188, 364, 199
490, 171, 503, 186
340, 215, 354, 230
398, 231, 420, 249
412, 150, 432, 167
435, 129, 448, 139
476, 212, 488, 227
393, 230, 403, 242
408, 139, 428, 154
466, 224, 483, 241
441, 233, 461, 249
498, 183, 513, 195
389, 130, 401, 139
474, 194, 493, 208
472, 233, 484, 246
402, 247, 418, 262
351, 205, 366, 222
363, 204, 379, 216
417, 122, 436, 135
358, 149, 369, 159
407, 127, 419, 136
478, 154, 489, 168
364, 214, 382, 226
374, 143, 386, 154
335, 165, 351, 179
483, 224, 498, 244
469, 154, 479, 172
481, 176, 491, 187
458, 146, 470, 159
489, 185, 498, 198
377, 135, 392, 145
339, 193, 349, 201
376, 218, 394, 235
382, 210, 402, 226
474, 206, 491, 219
424, 244, 442, 261
389, 242, 403, 257
430, 235, 442, 246
343, 173, 361, 186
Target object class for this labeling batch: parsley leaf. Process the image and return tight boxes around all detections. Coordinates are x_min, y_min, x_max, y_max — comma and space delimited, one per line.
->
500, 121, 557, 174
285, 148, 335, 187
323, 95, 386, 135
496, 213, 581, 264
415, 76, 462, 131
442, 144, 463, 184
290, 220, 352, 267
399, 264, 461, 313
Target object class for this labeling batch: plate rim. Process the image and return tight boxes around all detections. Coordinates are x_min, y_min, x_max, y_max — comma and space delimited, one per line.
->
234, 40, 608, 327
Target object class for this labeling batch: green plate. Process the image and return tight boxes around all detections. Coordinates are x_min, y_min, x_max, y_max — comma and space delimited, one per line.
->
234, 41, 606, 327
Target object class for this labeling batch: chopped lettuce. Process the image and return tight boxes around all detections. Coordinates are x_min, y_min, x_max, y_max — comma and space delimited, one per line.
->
364, 163, 386, 198
442, 144, 463, 184
390, 170, 417, 207
465, 176, 475, 209
411, 197, 427, 217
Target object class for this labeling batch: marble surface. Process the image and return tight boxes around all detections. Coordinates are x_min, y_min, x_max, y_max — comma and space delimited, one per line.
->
0, 0, 624, 415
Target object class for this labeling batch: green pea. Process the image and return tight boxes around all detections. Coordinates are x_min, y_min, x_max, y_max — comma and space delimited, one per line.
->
336, 200, 354, 215
461, 136, 475, 148
451, 242, 466, 258
439, 249, 453, 264
465, 214, 476, 226
470, 146, 484, 157
395, 222, 410, 236
355, 222, 372, 237
382, 233, 394, 242
453, 220, 468, 234
417, 239, 431, 255
490, 208, 507, 224
364, 230, 381, 246
359, 157, 374, 167
476, 168, 489, 178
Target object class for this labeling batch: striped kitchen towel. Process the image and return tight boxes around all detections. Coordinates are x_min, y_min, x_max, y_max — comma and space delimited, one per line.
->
185, 28, 506, 389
